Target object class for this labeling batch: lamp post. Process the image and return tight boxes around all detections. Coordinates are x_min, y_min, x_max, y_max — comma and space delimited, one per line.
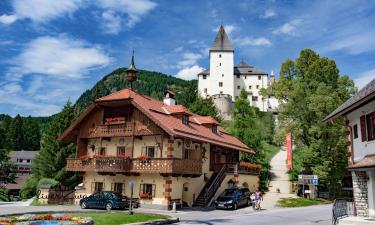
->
125, 50, 138, 89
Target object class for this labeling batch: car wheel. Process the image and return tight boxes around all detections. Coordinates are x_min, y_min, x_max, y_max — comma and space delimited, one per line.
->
81, 202, 87, 209
233, 203, 238, 210
106, 203, 113, 211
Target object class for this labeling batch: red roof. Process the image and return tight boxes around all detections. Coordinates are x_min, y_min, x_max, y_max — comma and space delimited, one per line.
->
60, 88, 253, 154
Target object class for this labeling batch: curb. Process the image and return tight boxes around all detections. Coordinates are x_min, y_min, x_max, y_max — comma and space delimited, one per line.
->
123, 217, 180, 225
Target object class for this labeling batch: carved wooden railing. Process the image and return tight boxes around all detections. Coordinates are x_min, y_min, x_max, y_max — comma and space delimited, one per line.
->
66, 158, 202, 175
131, 158, 202, 175
66, 158, 131, 172
87, 122, 134, 138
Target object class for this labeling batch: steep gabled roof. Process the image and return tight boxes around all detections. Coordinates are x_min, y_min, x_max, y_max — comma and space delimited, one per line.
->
59, 88, 253, 154
210, 25, 234, 52
234, 61, 268, 75
324, 78, 375, 121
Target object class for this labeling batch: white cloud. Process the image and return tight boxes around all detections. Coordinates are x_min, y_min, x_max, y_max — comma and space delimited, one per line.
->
273, 19, 302, 36
213, 24, 236, 35
176, 65, 204, 80
261, 9, 276, 19
11, 35, 111, 79
101, 10, 122, 34
0, 0, 81, 24
234, 37, 272, 47
178, 52, 202, 68
97, 0, 157, 30
321, 31, 375, 55
354, 69, 375, 89
3, 83, 22, 94
0, 14, 18, 24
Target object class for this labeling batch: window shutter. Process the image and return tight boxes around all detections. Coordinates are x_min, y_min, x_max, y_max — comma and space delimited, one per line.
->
111, 183, 114, 191
152, 184, 156, 197
91, 182, 95, 192
360, 115, 367, 141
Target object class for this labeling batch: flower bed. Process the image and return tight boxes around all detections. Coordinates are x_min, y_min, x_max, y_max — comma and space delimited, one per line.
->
79, 155, 131, 159
0, 214, 94, 225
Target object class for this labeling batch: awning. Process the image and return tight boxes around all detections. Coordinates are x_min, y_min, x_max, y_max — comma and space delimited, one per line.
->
348, 154, 375, 171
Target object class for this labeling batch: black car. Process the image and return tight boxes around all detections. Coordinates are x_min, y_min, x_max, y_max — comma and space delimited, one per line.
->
215, 187, 251, 210
80, 191, 137, 210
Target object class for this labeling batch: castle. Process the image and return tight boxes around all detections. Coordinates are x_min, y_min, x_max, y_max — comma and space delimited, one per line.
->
198, 25, 278, 119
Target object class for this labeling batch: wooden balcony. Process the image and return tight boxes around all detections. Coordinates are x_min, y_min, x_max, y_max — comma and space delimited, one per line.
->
87, 123, 134, 138
66, 158, 202, 176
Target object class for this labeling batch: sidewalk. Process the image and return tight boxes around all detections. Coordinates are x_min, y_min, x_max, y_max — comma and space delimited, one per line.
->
262, 149, 296, 210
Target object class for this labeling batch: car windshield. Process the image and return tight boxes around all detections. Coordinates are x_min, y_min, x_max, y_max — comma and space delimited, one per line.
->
220, 189, 236, 197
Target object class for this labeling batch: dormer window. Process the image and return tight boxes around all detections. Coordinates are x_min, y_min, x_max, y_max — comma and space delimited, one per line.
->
212, 125, 218, 133
182, 114, 189, 125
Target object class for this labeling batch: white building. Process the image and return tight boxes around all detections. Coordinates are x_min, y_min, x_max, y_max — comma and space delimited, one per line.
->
198, 25, 278, 119
325, 78, 375, 224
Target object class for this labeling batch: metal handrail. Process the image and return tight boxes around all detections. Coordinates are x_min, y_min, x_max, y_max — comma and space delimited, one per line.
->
332, 198, 354, 225
203, 164, 227, 207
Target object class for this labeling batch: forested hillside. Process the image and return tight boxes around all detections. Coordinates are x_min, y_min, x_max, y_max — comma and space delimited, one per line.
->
74, 68, 195, 112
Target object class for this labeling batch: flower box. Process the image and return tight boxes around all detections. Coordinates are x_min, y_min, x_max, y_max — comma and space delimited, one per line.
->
139, 193, 153, 199
105, 117, 126, 125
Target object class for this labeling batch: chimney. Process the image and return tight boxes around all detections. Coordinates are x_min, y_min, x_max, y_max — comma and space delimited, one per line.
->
163, 90, 176, 106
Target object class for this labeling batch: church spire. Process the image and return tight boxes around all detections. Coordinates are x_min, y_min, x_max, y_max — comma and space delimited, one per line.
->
125, 50, 138, 89
210, 25, 234, 52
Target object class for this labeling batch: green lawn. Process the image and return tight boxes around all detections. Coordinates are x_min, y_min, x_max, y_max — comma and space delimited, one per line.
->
263, 143, 280, 162
276, 197, 331, 208
69, 213, 169, 225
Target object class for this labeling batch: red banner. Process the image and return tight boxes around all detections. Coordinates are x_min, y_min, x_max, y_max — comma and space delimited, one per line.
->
285, 132, 293, 169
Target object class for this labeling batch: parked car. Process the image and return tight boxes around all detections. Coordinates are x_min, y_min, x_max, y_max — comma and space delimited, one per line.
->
215, 187, 251, 210
80, 191, 139, 210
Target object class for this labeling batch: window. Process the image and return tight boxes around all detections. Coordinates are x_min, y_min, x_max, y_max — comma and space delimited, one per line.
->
244, 76, 247, 79
222, 74, 224, 77
140, 183, 156, 197
117, 146, 126, 155
182, 114, 189, 125
112, 183, 124, 193
146, 146, 155, 158
236, 75, 240, 79
184, 149, 190, 159
212, 125, 218, 134
366, 112, 375, 141
219, 82, 223, 87
98, 147, 106, 156
237, 85, 241, 90
353, 124, 358, 139
249, 85, 252, 89
219, 63, 221, 66
204, 88, 207, 93
252, 96, 258, 101
92, 182, 104, 192
220, 91, 223, 94
235, 96, 239, 100
258, 76, 261, 80
203, 75, 207, 79
219, 54, 221, 58
256, 85, 259, 89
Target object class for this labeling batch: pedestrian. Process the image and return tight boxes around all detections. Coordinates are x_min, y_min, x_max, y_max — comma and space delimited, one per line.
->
250, 192, 256, 209
254, 188, 263, 210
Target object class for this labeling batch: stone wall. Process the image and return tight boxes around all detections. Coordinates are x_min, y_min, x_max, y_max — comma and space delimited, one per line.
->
352, 171, 369, 217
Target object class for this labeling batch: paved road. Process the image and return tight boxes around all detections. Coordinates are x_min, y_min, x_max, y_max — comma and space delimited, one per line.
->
262, 149, 296, 210
0, 202, 332, 225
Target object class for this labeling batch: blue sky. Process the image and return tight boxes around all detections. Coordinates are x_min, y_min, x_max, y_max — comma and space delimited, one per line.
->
1, 0, 375, 116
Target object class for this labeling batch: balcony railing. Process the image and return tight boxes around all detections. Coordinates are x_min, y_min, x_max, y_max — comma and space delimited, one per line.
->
86, 123, 134, 138
66, 157, 202, 176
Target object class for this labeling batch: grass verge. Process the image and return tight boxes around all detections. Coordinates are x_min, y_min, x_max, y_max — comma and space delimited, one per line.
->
276, 197, 331, 208
69, 213, 169, 225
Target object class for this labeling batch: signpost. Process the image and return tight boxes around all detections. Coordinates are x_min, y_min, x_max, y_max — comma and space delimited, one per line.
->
298, 175, 318, 198
128, 181, 135, 215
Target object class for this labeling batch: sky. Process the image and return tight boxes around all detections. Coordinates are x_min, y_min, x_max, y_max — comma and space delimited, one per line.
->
1, 0, 375, 117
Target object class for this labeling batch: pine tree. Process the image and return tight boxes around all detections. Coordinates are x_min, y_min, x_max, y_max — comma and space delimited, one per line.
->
22, 117, 41, 151
9, 115, 24, 151
32, 101, 77, 184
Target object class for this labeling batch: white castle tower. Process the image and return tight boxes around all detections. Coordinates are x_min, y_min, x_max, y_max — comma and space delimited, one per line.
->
198, 25, 277, 120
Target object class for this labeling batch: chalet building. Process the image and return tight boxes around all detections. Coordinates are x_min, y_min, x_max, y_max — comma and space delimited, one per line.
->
197, 25, 279, 119
6, 151, 38, 198
59, 54, 261, 209
325, 78, 375, 223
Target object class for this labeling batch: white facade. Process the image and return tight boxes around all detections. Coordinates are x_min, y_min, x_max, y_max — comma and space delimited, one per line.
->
347, 100, 375, 162
198, 25, 277, 115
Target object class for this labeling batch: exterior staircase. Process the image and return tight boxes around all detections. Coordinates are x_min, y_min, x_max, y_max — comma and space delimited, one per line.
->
193, 165, 227, 207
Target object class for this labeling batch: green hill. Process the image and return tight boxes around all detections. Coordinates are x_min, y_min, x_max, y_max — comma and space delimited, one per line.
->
74, 67, 196, 112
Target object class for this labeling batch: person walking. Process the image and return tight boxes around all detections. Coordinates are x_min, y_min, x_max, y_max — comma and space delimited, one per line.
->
254, 189, 263, 210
